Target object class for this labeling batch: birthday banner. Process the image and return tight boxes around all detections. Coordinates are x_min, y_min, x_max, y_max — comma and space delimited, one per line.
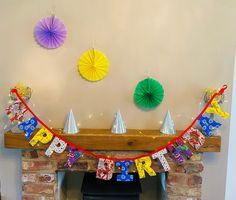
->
5, 85, 229, 181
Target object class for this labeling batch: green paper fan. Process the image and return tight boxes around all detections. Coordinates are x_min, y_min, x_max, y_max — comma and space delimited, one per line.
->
134, 77, 164, 110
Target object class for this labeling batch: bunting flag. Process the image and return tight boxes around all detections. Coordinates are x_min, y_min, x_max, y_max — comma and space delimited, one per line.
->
45, 137, 67, 157
18, 117, 38, 140
5, 85, 229, 182
152, 149, 170, 172
198, 115, 222, 137
176, 138, 193, 159
96, 158, 114, 180
29, 128, 53, 146
167, 145, 184, 165
5, 100, 27, 123
134, 157, 156, 179
206, 98, 229, 119
64, 146, 82, 168
182, 128, 205, 150
116, 161, 134, 181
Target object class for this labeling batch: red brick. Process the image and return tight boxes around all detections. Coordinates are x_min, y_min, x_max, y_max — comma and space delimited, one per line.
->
21, 150, 204, 199
37, 150, 68, 160
23, 184, 54, 195
22, 160, 56, 171
168, 195, 201, 200
23, 195, 56, 200
167, 173, 187, 186
22, 173, 37, 183
167, 196, 187, 200
38, 196, 54, 200
22, 195, 38, 200
57, 161, 88, 171
86, 160, 97, 172
22, 150, 39, 159
169, 164, 186, 173
38, 173, 55, 183
167, 186, 201, 197
37, 150, 47, 157
188, 174, 202, 187
183, 162, 204, 174
190, 153, 203, 161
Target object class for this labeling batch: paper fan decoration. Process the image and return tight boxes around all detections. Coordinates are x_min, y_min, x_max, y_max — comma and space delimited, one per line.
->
34, 15, 67, 49
78, 49, 109, 81
134, 77, 164, 110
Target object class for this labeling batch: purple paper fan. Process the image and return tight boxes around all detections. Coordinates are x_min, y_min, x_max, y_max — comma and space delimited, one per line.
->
34, 15, 67, 49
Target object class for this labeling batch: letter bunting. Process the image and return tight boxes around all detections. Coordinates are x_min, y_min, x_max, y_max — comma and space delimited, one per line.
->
29, 128, 53, 146
5, 100, 27, 123
116, 161, 133, 181
152, 149, 170, 171
134, 156, 156, 179
176, 138, 193, 159
18, 117, 38, 140
96, 158, 114, 180
167, 144, 184, 165
198, 115, 222, 137
206, 98, 229, 119
182, 128, 205, 150
45, 137, 67, 157
64, 146, 82, 168
4, 85, 228, 182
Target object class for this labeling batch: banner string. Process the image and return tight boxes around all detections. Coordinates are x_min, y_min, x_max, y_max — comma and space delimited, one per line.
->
10, 85, 228, 161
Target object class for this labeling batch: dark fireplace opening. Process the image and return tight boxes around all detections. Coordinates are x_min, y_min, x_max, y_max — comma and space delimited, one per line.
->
58, 171, 167, 200
81, 173, 142, 200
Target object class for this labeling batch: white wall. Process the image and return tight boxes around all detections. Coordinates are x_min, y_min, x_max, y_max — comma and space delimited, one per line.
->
1, 0, 236, 199
225, 54, 236, 200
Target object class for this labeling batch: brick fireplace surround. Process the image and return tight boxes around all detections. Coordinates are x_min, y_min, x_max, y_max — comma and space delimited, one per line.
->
21, 150, 203, 200
4, 129, 220, 200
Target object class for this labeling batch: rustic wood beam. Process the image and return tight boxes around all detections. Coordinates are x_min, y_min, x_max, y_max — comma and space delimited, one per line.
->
4, 129, 221, 152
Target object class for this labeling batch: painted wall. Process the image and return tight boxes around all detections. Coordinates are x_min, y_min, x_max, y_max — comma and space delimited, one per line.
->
0, 0, 236, 199
225, 53, 236, 200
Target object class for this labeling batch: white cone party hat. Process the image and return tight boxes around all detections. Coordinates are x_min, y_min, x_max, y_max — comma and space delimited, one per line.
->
63, 109, 79, 134
160, 110, 176, 134
111, 110, 126, 134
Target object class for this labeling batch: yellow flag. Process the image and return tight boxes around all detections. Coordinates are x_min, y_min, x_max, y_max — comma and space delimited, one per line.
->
29, 128, 53, 146
206, 99, 229, 119
134, 156, 156, 179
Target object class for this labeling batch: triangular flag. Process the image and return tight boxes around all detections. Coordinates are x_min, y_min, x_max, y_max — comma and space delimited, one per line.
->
63, 109, 79, 134
111, 110, 126, 134
198, 115, 221, 137
18, 117, 38, 140
206, 98, 229, 119
160, 110, 176, 134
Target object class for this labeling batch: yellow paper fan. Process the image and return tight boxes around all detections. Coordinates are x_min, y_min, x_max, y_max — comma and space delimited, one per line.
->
78, 49, 109, 81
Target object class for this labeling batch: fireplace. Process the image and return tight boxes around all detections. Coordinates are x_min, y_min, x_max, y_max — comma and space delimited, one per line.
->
20, 149, 204, 200
81, 172, 142, 200
4, 129, 220, 200
58, 171, 166, 200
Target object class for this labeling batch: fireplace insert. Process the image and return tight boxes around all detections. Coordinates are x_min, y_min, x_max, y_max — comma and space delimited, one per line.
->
81, 173, 142, 200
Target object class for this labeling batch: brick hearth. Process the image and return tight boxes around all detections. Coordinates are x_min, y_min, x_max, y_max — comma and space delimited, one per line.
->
21, 150, 203, 200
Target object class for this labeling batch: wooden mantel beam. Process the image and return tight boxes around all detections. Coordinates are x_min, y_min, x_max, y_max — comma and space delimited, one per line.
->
4, 129, 221, 152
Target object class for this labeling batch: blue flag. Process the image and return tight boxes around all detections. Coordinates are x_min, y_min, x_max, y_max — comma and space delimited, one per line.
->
198, 115, 221, 137
18, 117, 38, 140
116, 161, 133, 182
